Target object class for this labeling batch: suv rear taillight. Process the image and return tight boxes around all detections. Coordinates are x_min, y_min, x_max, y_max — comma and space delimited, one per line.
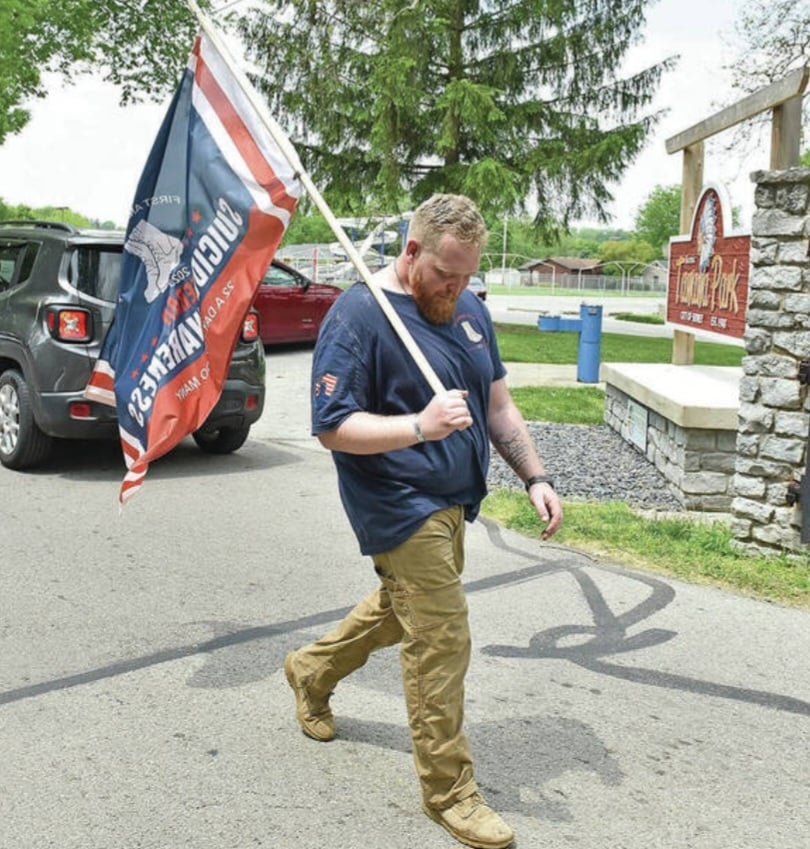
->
241, 310, 260, 343
69, 402, 93, 419
46, 307, 93, 342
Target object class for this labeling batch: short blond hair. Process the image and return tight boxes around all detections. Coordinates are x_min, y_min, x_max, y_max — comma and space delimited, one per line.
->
408, 194, 488, 254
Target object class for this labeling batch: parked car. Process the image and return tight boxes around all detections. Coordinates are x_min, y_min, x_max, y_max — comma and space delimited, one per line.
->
0, 220, 265, 470
468, 275, 487, 300
253, 258, 343, 345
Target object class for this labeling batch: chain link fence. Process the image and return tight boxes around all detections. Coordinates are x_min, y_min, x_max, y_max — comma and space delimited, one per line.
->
273, 245, 668, 294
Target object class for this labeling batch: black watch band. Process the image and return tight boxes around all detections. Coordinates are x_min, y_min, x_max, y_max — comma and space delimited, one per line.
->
525, 474, 555, 492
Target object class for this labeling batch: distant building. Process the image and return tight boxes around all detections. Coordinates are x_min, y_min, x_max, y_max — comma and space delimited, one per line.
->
519, 256, 603, 286
642, 259, 668, 289
483, 267, 522, 287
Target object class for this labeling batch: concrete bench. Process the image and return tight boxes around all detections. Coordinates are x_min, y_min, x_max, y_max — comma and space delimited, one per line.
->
602, 363, 741, 511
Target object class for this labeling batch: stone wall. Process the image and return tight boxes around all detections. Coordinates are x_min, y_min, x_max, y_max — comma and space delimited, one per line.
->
605, 383, 736, 511
731, 168, 810, 555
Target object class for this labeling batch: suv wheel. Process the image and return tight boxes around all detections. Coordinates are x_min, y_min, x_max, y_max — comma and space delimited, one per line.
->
0, 370, 54, 469
192, 424, 251, 455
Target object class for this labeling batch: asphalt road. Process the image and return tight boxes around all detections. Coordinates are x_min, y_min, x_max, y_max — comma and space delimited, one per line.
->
1, 343, 807, 849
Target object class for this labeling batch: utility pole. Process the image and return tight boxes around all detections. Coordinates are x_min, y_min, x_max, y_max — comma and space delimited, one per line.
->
501, 215, 508, 286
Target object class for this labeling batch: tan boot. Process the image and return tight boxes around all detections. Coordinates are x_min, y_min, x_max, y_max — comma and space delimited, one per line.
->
424, 792, 515, 849
283, 651, 335, 742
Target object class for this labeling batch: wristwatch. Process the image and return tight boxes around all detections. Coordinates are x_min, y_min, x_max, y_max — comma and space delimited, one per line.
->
525, 474, 555, 492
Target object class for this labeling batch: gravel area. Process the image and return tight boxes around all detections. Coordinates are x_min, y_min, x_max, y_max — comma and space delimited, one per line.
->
488, 422, 684, 511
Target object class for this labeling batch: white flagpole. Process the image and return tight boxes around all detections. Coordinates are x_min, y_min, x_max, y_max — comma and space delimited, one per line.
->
185, 0, 445, 395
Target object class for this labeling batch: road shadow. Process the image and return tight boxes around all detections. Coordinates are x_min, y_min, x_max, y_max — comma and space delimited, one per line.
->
16, 436, 304, 483
335, 714, 622, 823
4, 519, 809, 723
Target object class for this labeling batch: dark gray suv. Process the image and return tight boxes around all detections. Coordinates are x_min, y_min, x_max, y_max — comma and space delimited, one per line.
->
0, 220, 265, 470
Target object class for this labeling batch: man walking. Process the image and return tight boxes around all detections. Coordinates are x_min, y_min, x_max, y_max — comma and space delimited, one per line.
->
284, 194, 562, 849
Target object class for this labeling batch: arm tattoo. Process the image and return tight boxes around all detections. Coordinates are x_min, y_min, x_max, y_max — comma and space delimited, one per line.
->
491, 424, 531, 476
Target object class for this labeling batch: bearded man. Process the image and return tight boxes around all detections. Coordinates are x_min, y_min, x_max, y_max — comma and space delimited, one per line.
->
284, 193, 562, 849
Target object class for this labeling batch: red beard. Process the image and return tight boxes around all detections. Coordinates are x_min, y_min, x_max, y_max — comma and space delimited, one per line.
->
410, 267, 460, 325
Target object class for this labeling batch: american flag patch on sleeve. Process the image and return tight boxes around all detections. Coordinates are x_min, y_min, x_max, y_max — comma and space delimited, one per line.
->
314, 372, 339, 397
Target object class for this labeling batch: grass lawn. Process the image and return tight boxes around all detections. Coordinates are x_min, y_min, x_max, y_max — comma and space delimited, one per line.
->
487, 324, 810, 609
509, 386, 605, 424
612, 312, 665, 325
482, 493, 810, 609
495, 322, 744, 366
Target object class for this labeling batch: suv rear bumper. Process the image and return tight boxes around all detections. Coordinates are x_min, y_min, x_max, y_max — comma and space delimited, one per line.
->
35, 378, 265, 440
195, 379, 265, 434
36, 394, 119, 440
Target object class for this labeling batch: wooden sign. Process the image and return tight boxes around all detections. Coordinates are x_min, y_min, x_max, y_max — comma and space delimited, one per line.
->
667, 184, 751, 339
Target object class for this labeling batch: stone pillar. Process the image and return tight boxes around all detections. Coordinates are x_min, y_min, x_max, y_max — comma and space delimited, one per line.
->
732, 168, 810, 555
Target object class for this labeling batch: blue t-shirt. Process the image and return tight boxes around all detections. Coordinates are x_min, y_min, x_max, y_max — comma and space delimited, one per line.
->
311, 282, 507, 555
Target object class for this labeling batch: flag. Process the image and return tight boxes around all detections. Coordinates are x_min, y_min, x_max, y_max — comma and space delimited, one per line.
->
86, 32, 300, 504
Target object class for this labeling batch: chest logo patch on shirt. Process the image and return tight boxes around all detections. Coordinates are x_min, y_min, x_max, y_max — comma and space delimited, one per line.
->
460, 320, 483, 343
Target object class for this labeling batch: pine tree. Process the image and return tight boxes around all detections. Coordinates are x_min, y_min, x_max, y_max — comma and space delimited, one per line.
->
237, 0, 673, 233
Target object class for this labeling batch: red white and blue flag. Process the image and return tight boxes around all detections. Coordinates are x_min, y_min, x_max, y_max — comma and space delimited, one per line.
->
86, 32, 300, 504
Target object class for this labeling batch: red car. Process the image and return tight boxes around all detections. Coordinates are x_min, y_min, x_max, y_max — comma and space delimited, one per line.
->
253, 259, 343, 345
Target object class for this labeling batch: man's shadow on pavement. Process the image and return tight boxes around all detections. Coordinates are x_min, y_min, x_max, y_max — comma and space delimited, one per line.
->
334, 713, 622, 823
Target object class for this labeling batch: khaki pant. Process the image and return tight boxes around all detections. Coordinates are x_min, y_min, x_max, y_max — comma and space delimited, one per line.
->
292, 505, 477, 810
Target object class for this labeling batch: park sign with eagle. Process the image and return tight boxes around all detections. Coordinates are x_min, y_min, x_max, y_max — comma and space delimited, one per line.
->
666, 184, 751, 340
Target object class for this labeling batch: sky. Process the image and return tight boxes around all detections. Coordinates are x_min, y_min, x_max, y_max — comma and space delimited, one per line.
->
0, 0, 762, 233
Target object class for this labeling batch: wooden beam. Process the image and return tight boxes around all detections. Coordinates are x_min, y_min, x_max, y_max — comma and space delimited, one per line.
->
771, 95, 804, 168
666, 66, 809, 153
680, 142, 704, 233
670, 143, 704, 366
672, 329, 696, 365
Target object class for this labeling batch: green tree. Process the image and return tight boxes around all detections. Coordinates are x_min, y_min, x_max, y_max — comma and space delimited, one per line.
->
282, 210, 336, 245
575, 226, 634, 244
237, 1, 674, 235
489, 216, 546, 263
597, 239, 657, 273
0, 0, 198, 146
0, 197, 113, 228
0, 197, 34, 222
633, 184, 681, 254
530, 231, 601, 259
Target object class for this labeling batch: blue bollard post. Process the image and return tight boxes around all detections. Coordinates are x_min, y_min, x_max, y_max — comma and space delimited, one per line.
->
577, 303, 603, 383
